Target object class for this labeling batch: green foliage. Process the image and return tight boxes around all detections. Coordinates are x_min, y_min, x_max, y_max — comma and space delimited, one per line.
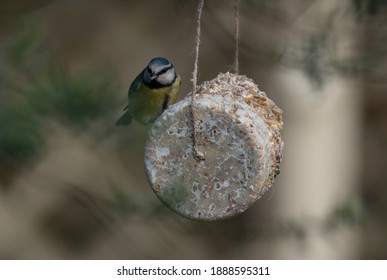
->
353, 0, 387, 17
0, 20, 47, 173
26, 68, 118, 128
325, 198, 363, 231
0, 19, 118, 184
0, 98, 43, 169
8, 24, 42, 67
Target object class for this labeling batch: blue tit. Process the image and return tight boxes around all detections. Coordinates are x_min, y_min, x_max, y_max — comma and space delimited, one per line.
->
116, 57, 181, 126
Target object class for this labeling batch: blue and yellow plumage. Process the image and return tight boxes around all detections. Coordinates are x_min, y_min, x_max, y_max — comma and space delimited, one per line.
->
116, 57, 181, 126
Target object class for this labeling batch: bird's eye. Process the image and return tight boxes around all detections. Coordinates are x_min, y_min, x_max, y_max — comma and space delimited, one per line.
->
159, 68, 168, 75
147, 67, 152, 74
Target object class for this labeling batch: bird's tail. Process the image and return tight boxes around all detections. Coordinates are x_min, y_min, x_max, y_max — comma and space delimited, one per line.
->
115, 111, 132, 126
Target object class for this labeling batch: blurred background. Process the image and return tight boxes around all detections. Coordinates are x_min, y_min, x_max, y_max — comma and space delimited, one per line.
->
0, 0, 386, 259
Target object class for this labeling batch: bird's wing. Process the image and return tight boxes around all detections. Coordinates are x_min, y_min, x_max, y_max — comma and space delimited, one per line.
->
128, 70, 144, 97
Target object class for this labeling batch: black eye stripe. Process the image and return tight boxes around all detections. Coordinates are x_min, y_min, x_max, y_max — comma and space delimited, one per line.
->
157, 65, 173, 75
159, 69, 167, 75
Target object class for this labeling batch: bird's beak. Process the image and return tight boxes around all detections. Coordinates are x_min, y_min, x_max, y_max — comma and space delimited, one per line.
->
150, 74, 157, 80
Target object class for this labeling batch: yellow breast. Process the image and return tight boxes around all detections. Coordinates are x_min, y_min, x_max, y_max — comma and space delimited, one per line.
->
128, 76, 181, 125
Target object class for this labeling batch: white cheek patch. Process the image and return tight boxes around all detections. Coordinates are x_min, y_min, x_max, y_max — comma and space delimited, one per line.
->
156, 69, 175, 85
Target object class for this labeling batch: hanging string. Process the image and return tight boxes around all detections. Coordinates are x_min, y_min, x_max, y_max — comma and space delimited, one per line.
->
234, 0, 240, 74
190, 0, 239, 160
191, 0, 205, 160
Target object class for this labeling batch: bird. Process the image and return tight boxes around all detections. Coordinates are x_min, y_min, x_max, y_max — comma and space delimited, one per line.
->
116, 57, 181, 126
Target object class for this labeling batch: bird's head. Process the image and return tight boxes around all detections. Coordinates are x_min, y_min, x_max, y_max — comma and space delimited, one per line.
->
143, 57, 176, 88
